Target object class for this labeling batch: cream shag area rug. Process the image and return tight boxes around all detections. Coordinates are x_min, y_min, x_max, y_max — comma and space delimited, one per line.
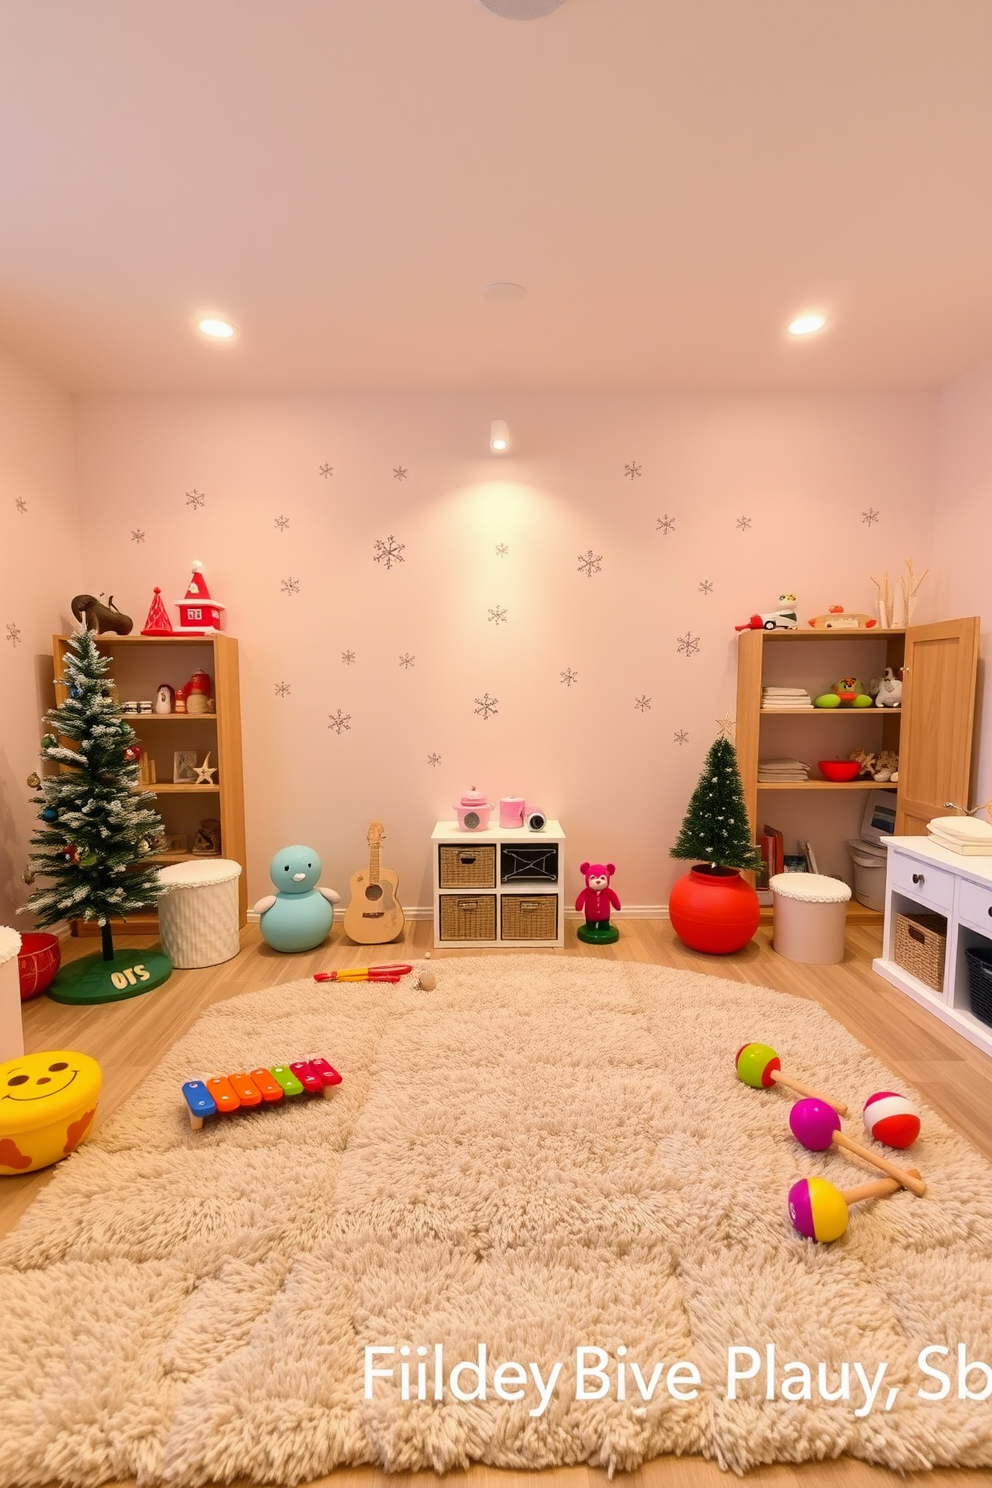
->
3, 957, 992, 1486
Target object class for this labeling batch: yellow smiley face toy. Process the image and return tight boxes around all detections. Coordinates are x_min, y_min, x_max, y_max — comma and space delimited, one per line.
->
0, 1050, 102, 1174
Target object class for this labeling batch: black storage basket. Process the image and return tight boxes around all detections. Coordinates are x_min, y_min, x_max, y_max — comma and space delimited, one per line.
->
964, 946, 992, 1028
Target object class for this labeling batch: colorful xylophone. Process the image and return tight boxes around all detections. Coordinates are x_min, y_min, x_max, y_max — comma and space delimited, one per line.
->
181, 1057, 342, 1130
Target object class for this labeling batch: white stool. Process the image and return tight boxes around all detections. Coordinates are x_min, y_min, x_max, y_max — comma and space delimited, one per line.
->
157, 860, 243, 969
770, 873, 851, 965
0, 927, 24, 1062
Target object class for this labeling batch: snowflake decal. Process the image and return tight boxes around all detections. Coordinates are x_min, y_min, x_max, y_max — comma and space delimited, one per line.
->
373, 534, 405, 569
736, 515, 752, 531
327, 710, 351, 734
698, 579, 713, 595
393, 466, 408, 481
427, 752, 442, 768
496, 543, 509, 558
862, 508, 880, 526
560, 668, 579, 687
656, 514, 675, 535
474, 693, 498, 721
624, 461, 642, 480
677, 631, 701, 658
15, 498, 27, 514
185, 488, 205, 510
577, 549, 602, 578
5, 622, 22, 647
674, 729, 689, 745
274, 514, 290, 532
341, 650, 356, 665
281, 577, 301, 596
274, 681, 291, 697
634, 695, 652, 712
319, 463, 333, 478
488, 605, 508, 625
131, 529, 145, 544
399, 653, 415, 668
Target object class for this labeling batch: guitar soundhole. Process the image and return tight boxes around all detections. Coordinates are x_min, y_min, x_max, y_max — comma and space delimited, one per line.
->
365, 883, 383, 902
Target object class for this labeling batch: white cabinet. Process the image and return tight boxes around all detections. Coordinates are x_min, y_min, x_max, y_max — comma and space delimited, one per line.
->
873, 837, 992, 1057
431, 820, 566, 949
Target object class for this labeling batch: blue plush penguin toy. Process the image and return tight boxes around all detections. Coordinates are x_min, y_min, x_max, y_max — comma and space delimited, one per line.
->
253, 845, 340, 952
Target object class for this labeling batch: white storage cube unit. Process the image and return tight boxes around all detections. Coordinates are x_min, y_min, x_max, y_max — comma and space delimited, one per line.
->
770, 872, 851, 965
0, 927, 24, 1062
157, 859, 243, 968
432, 820, 565, 948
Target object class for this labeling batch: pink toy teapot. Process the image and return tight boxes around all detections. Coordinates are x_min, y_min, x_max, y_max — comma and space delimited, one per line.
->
454, 787, 493, 832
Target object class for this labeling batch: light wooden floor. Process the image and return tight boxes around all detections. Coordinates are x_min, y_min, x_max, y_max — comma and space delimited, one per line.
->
6, 919, 992, 1488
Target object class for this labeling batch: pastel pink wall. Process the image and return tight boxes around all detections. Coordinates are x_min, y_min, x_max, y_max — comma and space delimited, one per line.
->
0, 346, 82, 923
933, 358, 992, 810
71, 391, 938, 913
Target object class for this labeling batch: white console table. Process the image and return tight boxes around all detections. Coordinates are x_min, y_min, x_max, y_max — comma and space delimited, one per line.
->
431, 820, 565, 949
873, 836, 992, 1057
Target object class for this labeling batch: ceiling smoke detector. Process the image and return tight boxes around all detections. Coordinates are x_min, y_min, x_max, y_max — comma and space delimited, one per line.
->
476, 0, 569, 18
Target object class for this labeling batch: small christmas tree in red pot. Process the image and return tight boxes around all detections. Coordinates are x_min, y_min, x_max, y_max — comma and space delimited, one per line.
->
669, 733, 763, 953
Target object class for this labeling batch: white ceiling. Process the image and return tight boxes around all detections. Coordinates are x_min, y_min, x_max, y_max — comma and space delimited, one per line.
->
1, 0, 991, 393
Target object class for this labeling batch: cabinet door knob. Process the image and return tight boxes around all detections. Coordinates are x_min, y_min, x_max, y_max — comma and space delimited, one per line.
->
912, 873, 925, 885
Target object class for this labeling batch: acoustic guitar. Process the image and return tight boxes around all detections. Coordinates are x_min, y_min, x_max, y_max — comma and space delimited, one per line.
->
342, 820, 405, 945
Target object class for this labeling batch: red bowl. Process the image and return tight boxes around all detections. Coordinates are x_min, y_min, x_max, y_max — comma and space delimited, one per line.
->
17, 932, 61, 999
818, 759, 862, 782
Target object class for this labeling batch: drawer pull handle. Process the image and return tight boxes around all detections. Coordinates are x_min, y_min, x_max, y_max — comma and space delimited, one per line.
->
912, 873, 925, 886
459, 855, 476, 865
988, 907, 992, 919
457, 900, 479, 911
908, 925, 926, 945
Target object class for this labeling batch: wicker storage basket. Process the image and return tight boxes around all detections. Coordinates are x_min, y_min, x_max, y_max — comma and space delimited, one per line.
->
501, 894, 558, 941
439, 895, 496, 941
894, 910, 947, 993
438, 845, 496, 889
964, 946, 992, 1028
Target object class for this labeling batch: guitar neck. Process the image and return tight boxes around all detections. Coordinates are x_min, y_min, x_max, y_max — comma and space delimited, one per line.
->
369, 840, 380, 885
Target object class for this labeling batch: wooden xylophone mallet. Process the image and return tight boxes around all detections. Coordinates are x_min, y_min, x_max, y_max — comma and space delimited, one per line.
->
182, 1057, 342, 1130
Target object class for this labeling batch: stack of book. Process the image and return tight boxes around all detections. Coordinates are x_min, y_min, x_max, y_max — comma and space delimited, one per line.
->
926, 815, 992, 856
758, 757, 811, 783
761, 686, 813, 710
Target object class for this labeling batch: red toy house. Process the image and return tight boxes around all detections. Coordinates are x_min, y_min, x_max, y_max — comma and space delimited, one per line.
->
175, 562, 225, 635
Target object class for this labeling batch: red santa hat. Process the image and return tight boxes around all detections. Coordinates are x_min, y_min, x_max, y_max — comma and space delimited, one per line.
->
179, 560, 214, 603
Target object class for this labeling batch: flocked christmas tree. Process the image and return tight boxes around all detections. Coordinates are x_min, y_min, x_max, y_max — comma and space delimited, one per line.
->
671, 734, 763, 873
21, 629, 164, 964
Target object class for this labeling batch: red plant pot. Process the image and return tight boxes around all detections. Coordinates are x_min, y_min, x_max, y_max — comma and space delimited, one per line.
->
17, 932, 62, 1000
669, 865, 760, 954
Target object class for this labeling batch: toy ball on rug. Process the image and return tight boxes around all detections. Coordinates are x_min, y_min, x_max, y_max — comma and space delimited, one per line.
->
0, 1049, 102, 1174
863, 1091, 921, 1149
254, 846, 340, 952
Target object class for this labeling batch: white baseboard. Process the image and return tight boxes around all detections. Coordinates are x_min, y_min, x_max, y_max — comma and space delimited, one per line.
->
249, 906, 672, 924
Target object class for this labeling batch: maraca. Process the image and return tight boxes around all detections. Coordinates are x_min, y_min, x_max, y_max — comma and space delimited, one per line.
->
863, 1091, 921, 1149
735, 1043, 849, 1116
788, 1169, 923, 1243
788, 1098, 926, 1196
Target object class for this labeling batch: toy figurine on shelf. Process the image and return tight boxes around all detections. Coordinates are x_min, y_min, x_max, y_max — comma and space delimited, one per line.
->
141, 587, 174, 637
175, 561, 225, 635
575, 861, 621, 945
70, 594, 133, 636
734, 594, 799, 633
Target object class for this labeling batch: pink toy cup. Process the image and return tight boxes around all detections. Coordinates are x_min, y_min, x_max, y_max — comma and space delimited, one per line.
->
500, 797, 525, 828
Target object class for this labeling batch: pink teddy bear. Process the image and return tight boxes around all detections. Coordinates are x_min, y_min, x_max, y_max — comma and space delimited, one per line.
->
575, 861, 621, 944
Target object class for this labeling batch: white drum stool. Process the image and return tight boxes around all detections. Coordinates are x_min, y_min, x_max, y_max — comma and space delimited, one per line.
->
0, 927, 24, 1062
157, 860, 243, 969
770, 873, 851, 965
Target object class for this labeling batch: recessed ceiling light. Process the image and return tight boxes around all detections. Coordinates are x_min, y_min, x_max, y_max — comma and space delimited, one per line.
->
476, 0, 568, 17
198, 317, 238, 339
482, 282, 527, 306
787, 312, 828, 337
